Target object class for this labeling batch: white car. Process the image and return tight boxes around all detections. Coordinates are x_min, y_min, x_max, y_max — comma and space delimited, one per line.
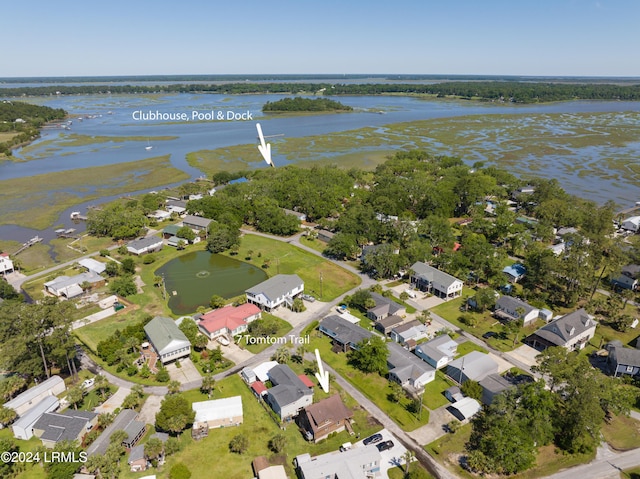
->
217, 336, 230, 346
82, 378, 95, 388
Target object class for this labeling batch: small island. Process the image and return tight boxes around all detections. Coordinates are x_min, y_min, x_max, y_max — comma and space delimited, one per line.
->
262, 96, 353, 113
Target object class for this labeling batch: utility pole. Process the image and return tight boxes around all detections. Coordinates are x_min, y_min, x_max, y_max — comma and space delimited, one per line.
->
320, 272, 323, 299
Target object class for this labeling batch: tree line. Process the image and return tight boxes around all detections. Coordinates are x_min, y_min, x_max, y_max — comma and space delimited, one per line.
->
4, 81, 640, 103
0, 101, 66, 156
263, 97, 353, 112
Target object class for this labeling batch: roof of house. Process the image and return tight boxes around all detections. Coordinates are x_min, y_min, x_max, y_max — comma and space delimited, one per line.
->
128, 445, 145, 464
44, 271, 103, 291
368, 292, 404, 318
5, 376, 64, 411
127, 236, 163, 251
298, 375, 314, 388
296, 445, 381, 479
144, 316, 190, 355
376, 314, 404, 329
317, 229, 335, 239
12, 396, 60, 431
623, 216, 640, 226
182, 215, 212, 228
479, 373, 513, 395
78, 258, 106, 274
258, 465, 288, 479
252, 361, 279, 382
267, 364, 312, 408
163, 224, 181, 236
607, 341, 640, 368
319, 315, 374, 346
495, 295, 537, 316
192, 396, 243, 423
447, 351, 498, 382
251, 381, 268, 396
416, 334, 458, 362
166, 199, 188, 208
410, 261, 463, 288
198, 304, 261, 334
246, 274, 303, 301
87, 409, 143, 456
450, 397, 482, 419
302, 395, 352, 431
33, 410, 97, 443
503, 263, 527, 278
531, 308, 595, 347
392, 320, 427, 339
622, 264, 640, 278
387, 342, 435, 383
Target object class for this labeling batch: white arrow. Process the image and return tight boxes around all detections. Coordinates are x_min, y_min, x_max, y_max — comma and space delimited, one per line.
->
256, 123, 274, 167
314, 348, 330, 393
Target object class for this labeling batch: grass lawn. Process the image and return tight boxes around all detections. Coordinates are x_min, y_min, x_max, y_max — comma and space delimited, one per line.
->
422, 371, 456, 410
224, 234, 361, 301
455, 341, 489, 357
624, 467, 640, 479
602, 414, 640, 451
426, 423, 596, 479
79, 384, 118, 411
240, 313, 293, 354
388, 464, 435, 479
74, 309, 149, 354
309, 333, 430, 431
299, 235, 328, 254
121, 374, 382, 479
0, 428, 49, 479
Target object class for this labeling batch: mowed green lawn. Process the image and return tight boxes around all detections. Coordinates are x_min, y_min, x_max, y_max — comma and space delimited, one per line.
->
120, 374, 382, 479
224, 234, 360, 301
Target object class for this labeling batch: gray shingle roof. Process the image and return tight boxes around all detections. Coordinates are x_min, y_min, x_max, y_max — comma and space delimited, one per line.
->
387, 342, 434, 383
87, 409, 143, 456
33, 410, 97, 443
319, 315, 374, 347
410, 262, 462, 289
416, 335, 458, 362
607, 341, 640, 368
447, 351, 498, 382
127, 236, 163, 251
368, 292, 404, 318
533, 308, 594, 346
267, 365, 312, 408
246, 274, 303, 302
495, 296, 536, 316
182, 215, 212, 229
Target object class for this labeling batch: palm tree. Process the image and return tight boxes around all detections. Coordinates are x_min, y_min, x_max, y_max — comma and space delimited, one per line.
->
201, 375, 215, 398
403, 450, 415, 477
66, 385, 84, 410
98, 412, 114, 429
272, 346, 290, 364
144, 437, 164, 461
168, 380, 181, 395
94, 374, 109, 401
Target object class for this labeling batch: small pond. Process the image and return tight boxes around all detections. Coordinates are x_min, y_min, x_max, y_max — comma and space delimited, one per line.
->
155, 250, 268, 315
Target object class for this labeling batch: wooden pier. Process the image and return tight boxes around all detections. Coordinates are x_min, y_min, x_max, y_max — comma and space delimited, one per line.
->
12, 236, 43, 256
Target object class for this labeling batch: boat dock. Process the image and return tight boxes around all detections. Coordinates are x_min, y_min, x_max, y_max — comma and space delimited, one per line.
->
70, 211, 87, 221
12, 236, 43, 256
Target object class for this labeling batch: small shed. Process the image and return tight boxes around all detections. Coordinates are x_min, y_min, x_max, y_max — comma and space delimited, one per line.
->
449, 397, 481, 420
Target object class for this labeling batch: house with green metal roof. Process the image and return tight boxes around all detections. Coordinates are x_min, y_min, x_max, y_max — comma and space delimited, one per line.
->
144, 316, 191, 364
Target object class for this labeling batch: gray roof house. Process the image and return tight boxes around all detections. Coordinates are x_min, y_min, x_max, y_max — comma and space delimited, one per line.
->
246, 274, 304, 311
410, 261, 463, 300
390, 320, 428, 345
182, 214, 213, 231
32, 410, 97, 448
144, 316, 191, 364
606, 341, 640, 378
318, 315, 374, 352
126, 236, 163, 255
295, 445, 382, 479
375, 314, 404, 335
479, 373, 514, 405
5, 375, 66, 416
525, 308, 596, 351
367, 293, 405, 321
87, 409, 146, 456
12, 396, 60, 440
266, 364, 313, 420
387, 342, 435, 391
611, 272, 638, 291
415, 334, 458, 369
494, 296, 540, 326
44, 271, 104, 298
446, 351, 499, 384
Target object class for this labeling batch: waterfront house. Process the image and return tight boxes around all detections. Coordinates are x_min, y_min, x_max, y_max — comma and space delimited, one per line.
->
144, 316, 191, 364
246, 274, 304, 311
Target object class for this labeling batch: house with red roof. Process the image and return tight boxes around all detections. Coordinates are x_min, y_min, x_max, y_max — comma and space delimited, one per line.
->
198, 304, 261, 340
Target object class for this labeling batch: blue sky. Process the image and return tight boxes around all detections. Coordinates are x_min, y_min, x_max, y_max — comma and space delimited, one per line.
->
4, 0, 639, 77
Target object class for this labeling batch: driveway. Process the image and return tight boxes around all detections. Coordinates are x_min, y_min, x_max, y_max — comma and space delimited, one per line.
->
271, 299, 327, 328
94, 386, 130, 415
218, 340, 254, 364
489, 352, 514, 373
167, 358, 201, 384
408, 405, 457, 445
353, 428, 410, 477
137, 394, 163, 425
505, 344, 541, 369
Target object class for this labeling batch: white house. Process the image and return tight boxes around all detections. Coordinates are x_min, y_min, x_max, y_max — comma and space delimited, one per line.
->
144, 316, 191, 364
415, 334, 458, 369
525, 308, 596, 352
494, 296, 540, 326
127, 236, 163, 255
4, 375, 66, 416
192, 396, 243, 429
409, 262, 463, 300
197, 303, 261, 340
246, 274, 304, 311
44, 271, 104, 298
387, 342, 435, 390
78, 258, 106, 275
446, 351, 499, 384
266, 364, 313, 420
622, 216, 640, 232
390, 320, 428, 345
0, 253, 14, 275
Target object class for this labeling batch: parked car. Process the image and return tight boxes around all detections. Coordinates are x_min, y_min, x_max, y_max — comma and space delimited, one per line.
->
217, 336, 230, 346
363, 433, 383, 446
301, 294, 316, 302
482, 331, 497, 339
376, 440, 394, 452
82, 378, 95, 388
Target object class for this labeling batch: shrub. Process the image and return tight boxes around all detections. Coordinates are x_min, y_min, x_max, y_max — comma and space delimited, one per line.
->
156, 368, 170, 382
169, 462, 192, 479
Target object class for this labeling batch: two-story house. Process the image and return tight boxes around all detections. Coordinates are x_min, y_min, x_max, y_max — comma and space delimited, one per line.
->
246, 274, 304, 311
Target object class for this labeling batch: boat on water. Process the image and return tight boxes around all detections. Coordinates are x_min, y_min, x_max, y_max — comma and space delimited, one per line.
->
145, 139, 153, 150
